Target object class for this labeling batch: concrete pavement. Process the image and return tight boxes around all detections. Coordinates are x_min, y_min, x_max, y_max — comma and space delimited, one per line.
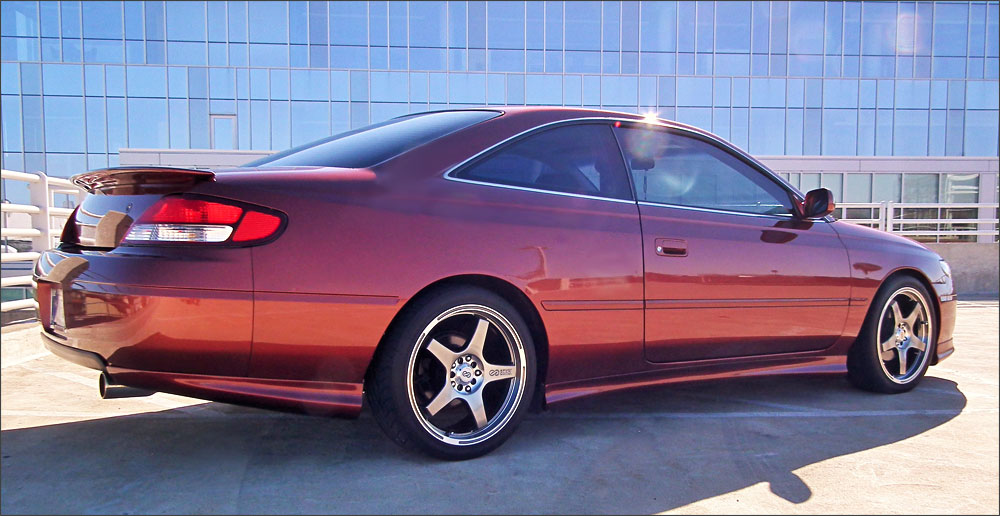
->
1, 301, 997, 514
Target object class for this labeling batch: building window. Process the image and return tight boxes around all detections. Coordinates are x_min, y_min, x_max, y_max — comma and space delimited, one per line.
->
210, 114, 236, 150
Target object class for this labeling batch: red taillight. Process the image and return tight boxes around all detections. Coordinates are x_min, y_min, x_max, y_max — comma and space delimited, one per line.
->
123, 196, 284, 245
232, 211, 282, 242
140, 198, 243, 224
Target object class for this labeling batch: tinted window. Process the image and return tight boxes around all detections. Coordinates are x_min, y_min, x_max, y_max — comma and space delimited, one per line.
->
455, 124, 633, 200
615, 126, 794, 215
246, 110, 500, 169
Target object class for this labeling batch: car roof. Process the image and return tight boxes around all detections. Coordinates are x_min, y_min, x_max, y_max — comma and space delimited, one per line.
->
393, 106, 802, 200
407, 106, 724, 144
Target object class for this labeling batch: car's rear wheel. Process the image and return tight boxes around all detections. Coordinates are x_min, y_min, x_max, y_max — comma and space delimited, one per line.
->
848, 276, 936, 393
367, 286, 536, 460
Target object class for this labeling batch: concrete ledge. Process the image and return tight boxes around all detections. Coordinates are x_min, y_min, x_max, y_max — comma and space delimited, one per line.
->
118, 148, 273, 168
1, 323, 44, 368
758, 155, 999, 173
927, 243, 1000, 297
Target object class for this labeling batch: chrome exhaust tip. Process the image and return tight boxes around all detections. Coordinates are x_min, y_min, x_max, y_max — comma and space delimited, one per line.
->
99, 372, 154, 399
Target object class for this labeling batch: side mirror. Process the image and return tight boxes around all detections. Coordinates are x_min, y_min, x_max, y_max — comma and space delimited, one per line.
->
800, 188, 835, 219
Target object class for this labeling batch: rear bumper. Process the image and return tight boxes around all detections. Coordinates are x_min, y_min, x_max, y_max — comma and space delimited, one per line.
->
34, 248, 254, 377
41, 331, 106, 371
33, 248, 365, 417
40, 330, 364, 417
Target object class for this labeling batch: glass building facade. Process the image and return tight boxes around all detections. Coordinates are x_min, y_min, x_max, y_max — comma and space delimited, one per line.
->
1, 1, 998, 187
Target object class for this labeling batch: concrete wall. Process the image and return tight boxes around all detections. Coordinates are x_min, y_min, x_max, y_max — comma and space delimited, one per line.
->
926, 243, 1000, 297
118, 148, 272, 168
758, 155, 1000, 175
761, 156, 1000, 244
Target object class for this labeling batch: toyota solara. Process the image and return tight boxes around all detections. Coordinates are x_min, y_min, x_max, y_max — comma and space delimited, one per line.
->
35, 107, 956, 459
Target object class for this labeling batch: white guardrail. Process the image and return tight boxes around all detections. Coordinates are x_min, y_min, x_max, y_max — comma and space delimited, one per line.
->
1, 168, 998, 315
1, 169, 85, 313
838, 201, 999, 241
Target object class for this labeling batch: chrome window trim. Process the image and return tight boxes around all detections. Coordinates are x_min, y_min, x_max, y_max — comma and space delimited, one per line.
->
635, 201, 825, 221
442, 115, 806, 207
446, 175, 638, 205
443, 117, 637, 204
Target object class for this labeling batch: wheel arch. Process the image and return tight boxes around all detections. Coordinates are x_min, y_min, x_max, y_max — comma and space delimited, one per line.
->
364, 274, 550, 409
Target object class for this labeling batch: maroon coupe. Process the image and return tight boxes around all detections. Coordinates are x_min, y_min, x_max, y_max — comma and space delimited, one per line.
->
35, 107, 956, 459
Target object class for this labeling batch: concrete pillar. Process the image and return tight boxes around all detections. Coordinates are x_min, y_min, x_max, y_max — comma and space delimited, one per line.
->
27, 171, 51, 251
979, 171, 998, 244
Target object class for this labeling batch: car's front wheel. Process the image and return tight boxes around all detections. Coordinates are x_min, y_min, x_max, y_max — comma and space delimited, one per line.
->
367, 286, 536, 459
848, 276, 937, 393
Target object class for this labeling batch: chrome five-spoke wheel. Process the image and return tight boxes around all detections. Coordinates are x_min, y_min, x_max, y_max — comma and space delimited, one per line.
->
876, 287, 933, 383
368, 286, 536, 459
848, 276, 937, 394
407, 305, 527, 446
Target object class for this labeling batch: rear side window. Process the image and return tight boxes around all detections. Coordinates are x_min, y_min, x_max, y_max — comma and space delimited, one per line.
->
245, 110, 500, 169
454, 124, 633, 200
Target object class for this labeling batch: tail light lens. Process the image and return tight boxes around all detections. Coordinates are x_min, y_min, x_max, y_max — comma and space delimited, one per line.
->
142, 198, 243, 224
123, 197, 284, 245
232, 211, 283, 242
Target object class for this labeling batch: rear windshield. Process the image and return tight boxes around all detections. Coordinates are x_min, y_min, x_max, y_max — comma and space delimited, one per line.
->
245, 110, 501, 169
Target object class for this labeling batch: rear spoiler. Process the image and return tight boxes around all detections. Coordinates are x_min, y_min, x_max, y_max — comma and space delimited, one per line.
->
71, 166, 215, 195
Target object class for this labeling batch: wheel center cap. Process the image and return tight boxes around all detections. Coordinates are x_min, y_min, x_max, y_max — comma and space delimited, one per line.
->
450, 355, 483, 393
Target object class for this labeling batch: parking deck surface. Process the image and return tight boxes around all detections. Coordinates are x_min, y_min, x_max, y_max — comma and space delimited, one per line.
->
1, 301, 997, 514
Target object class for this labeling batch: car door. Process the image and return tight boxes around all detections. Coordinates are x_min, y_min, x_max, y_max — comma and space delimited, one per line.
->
449, 122, 645, 383
613, 123, 852, 363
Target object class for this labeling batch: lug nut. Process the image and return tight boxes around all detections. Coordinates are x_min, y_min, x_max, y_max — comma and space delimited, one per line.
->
471, 378, 476, 385
470, 361, 477, 368
465, 356, 472, 362
475, 370, 482, 376
465, 385, 472, 392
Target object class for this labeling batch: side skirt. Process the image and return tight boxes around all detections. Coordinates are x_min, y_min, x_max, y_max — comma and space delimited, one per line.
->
544, 355, 846, 405
106, 366, 364, 418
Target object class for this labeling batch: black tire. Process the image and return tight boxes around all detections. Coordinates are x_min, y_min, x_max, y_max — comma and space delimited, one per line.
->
367, 286, 536, 460
847, 275, 937, 394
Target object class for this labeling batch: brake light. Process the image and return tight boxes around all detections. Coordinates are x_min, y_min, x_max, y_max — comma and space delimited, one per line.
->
232, 211, 282, 242
123, 197, 284, 245
142, 198, 242, 224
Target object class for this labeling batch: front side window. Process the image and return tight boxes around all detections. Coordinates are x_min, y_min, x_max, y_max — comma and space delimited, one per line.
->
454, 124, 633, 200
615, 125, 794, 215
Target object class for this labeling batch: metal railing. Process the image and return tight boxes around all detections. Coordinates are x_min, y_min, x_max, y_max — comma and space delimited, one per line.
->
837, 201, 999, 243
1, 169, 85, 314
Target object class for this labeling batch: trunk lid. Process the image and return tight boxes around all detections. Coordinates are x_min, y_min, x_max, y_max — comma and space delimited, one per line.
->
66, 167, 215, 249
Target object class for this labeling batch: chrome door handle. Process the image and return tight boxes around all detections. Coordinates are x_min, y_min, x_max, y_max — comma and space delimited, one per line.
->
655, 238, 687, 257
